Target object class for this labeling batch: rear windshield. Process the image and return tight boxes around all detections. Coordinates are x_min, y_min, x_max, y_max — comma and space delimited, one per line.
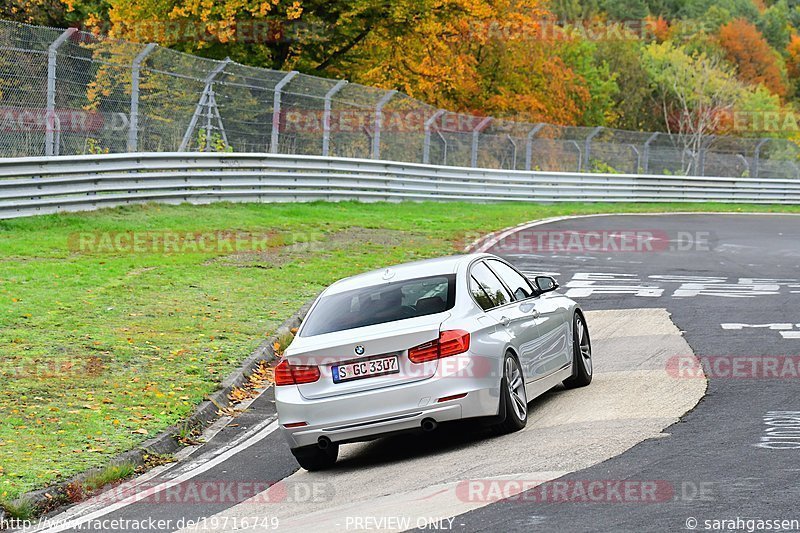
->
300, 274, 457, 337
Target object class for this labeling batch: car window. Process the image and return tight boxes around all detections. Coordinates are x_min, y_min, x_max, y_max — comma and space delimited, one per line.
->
470, 261, 512, 310
486, 259, 536, 301
300, 274, 456, 337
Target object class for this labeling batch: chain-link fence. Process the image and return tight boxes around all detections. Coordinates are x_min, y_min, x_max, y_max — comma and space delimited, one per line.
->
1, 18, 799, 178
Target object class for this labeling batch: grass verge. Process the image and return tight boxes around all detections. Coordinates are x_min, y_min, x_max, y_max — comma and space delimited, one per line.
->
1, 200, 798, 500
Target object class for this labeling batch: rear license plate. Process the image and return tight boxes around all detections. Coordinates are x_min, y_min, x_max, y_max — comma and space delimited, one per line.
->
332, 355, 399, 384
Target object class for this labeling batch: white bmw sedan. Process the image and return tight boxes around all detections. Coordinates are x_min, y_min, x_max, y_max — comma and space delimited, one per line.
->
275, 253, 592, 470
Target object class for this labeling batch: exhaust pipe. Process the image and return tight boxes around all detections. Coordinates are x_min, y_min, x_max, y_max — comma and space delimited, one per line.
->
317, 436, 332, 450
421, 418, 438, 432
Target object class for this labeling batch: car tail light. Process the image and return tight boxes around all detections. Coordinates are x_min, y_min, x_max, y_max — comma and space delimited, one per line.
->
274, 359, 321, 386
409, 330, 470, 363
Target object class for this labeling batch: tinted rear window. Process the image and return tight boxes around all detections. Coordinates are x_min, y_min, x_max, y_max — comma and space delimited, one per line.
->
300, 274, 457, 337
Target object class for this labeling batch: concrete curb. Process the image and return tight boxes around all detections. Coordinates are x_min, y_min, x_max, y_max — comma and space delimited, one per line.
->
1, 298, 315, 526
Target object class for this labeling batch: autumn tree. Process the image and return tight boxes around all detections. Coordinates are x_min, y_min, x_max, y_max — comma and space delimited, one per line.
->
103, 0, 411, 72
718, 19, 788, 98
786, 33, 800, 79
643, 41, 745, 174
349, 0, 619, 125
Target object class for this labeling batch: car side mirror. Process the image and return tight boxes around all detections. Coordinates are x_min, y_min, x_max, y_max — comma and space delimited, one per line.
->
534, 276, 559, 293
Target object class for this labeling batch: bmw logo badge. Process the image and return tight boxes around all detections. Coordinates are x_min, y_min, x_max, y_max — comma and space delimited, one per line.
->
354, 345, 365, 355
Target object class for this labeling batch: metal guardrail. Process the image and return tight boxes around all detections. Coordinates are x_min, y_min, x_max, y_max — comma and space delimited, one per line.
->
1, 152, 799, 219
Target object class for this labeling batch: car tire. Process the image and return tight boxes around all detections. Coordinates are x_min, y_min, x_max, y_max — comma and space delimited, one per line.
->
291, 443, 339, 471
563, 311, 592, 389
493, 353, 528, 434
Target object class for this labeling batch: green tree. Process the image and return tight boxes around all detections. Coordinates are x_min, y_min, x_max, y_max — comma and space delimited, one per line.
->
758, 0, 791, 49
558, 39, 619, 125
600, 0, 648, 20
595, 38, 661, 130
677, 0, 760, 22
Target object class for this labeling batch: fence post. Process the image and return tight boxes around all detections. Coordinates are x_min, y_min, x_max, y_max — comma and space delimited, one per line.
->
569, 140, 582, 172
642, 132, 659, 173
698, 135, 713, 176
525, 123, 545, 170
583, 126, 602, 171
629, 145, 640, 173
270, 71, 298, 154
45, 28, 77, 156
753, 138, 770, 179
128, 43, 157, 152
423, 109, 446, 164
322, 79, 347, 157
179, 58, 230, 151
371, 90, 397, 159
436, 130, 448, 166
506, 135, 518, 169
471, 117, 493, 168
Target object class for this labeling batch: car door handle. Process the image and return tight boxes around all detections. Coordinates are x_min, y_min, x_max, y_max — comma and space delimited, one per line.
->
500, 316, 511, 327
531, 310, 541, 319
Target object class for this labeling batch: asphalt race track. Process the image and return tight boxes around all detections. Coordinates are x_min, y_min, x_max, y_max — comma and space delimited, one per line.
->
23, 213, 800, 533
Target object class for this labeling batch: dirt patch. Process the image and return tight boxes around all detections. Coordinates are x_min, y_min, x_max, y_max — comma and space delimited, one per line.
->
208, 228, 437, 269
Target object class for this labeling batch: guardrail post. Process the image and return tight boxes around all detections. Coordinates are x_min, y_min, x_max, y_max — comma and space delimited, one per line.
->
45, 28, 77, 156
753, 138, 770, 179
270, 70, 298, 154
583, 126, 602, 171
371, 90, 397, 159
180, 58, 231, 151
322, 79, 347, 157
128, 43, 157, 152
525, 123, 545, 170
423, 109, 446, 164
642, 132, 659, 173
471, 117, 493, 168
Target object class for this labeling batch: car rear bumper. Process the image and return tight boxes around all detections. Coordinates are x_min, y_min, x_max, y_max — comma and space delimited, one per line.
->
276, 371, 501, 449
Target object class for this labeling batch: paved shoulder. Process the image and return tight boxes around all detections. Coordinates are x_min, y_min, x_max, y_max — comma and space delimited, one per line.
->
176, 309, 703, 532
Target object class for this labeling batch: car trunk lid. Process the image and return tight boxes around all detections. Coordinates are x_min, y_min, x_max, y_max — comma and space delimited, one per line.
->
286, 313, 448, 400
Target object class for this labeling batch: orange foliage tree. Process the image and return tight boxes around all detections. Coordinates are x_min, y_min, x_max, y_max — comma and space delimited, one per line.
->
786, 34, 800, 80
718, 19, 788, 98
351, 0, 597, 125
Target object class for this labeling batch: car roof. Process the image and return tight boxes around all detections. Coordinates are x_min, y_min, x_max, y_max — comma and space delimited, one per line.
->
322, 253, 494, 295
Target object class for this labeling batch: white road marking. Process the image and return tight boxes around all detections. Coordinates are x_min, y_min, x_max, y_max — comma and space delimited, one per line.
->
720, 323, 800, 340
28, 418, 280, 533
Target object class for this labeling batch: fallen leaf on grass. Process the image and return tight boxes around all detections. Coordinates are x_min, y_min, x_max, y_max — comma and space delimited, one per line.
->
132, 428, 148, 435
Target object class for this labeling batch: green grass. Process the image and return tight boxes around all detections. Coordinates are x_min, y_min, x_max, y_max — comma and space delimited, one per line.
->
82, 462, 136, 492
0, 496, 35, 520
0, 200, 798, 500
